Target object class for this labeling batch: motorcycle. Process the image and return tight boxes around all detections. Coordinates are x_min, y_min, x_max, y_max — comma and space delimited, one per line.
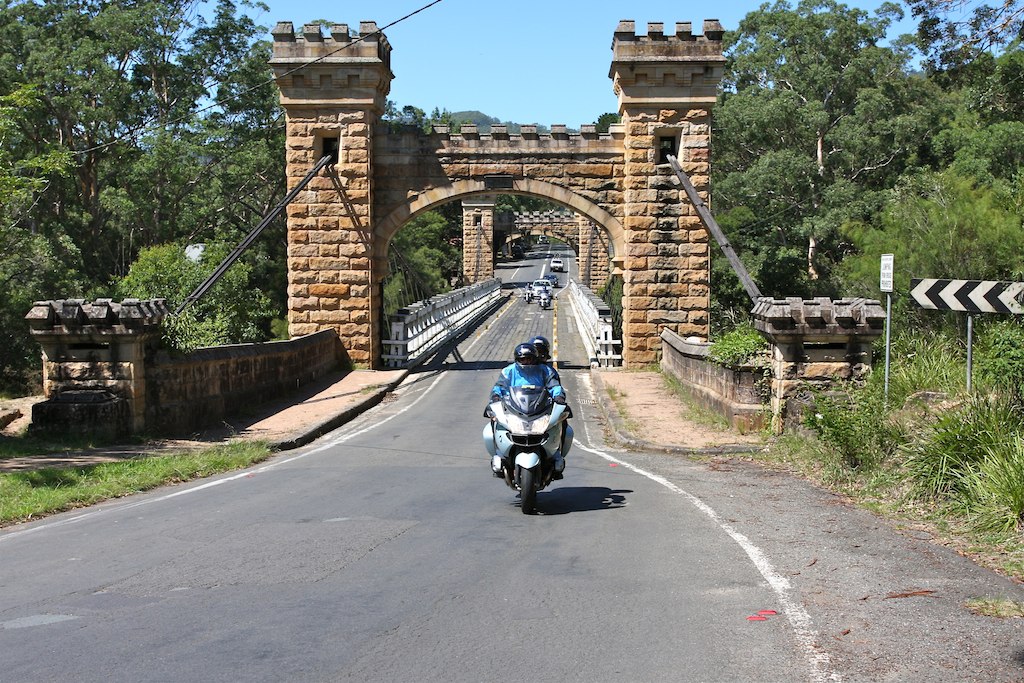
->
483, 385, 573, 514
538, 289, 551, 309
523, 286, 534, 303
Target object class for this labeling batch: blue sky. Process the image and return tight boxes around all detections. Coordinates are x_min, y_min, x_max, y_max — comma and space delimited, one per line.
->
248, 0, 919, 126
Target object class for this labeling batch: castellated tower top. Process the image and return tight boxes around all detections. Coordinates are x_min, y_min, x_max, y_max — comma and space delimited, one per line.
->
270, 21, 392, 64
609, 19, 726, 109
269, 21, 393, 110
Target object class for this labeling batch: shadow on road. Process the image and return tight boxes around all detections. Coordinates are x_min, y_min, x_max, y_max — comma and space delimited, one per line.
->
535, 486, 631, 515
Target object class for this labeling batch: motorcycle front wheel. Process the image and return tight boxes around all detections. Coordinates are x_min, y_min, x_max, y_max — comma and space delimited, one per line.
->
518, 466, 537, 514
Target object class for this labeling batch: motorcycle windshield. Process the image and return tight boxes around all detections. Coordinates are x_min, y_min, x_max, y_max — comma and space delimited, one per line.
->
504, 385, 550, 418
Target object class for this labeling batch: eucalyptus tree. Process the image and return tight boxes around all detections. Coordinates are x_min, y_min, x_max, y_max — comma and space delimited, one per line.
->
712, 0, 943, 304
0, 0, 283, 284
905, 0, 1023, 72
0, 0, 285, 390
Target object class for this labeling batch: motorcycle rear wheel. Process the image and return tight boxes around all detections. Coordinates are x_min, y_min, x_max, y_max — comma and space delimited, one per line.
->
519, 466, 537, 514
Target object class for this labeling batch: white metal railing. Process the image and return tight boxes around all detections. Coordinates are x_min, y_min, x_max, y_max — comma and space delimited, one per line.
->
383, 278, 503, 368
567, 280, 622, 367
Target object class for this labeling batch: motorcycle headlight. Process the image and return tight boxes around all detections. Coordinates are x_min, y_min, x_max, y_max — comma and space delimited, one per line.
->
509, 414, 550, 435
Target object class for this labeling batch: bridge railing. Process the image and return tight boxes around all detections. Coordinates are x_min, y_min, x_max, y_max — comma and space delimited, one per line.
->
566, 280, 622, 367
383, 278, 503, 368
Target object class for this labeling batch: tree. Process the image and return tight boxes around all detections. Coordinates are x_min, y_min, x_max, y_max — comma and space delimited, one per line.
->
384, 210, 463, 315
115, 242, 276, 352
713, 0, 943, 297
0, 0, 283, 281
906, 0, 1024, 72
0, 0, 286, 390
0, 85, 77, 393
838, 169, 1024, 299
595, 112, 620, 133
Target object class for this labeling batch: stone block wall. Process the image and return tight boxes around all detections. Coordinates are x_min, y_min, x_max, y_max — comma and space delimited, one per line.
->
659, 328, 768, 431
26, 298, 344, 437
146, 329, 341, 435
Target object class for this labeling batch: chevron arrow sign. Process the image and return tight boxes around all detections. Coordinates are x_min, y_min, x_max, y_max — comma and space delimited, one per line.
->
910, 279, 1024, 314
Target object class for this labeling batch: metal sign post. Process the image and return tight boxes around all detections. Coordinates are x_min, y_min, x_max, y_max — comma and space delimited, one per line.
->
910, 277, 1024, 394
880, 254, 894, 405
967, 314, 974, 392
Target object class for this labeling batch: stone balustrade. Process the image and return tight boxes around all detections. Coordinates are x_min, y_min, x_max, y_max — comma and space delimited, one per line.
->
25, 299, 342, 437
752, 296, 886, 432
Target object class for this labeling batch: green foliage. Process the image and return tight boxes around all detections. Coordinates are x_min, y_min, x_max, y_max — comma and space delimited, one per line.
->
904, 394, 1024, 499
884, 329, 967, 401
805, 377, 901, 470
708, 324, 767, 367
384, 210, 462, 316
839, 170, 1024, 308
963, 437, 1024, 533
594, 112, 620, 133
906, 0, 1024, 74
715, 0, 944, 298
976, 319, 1024, 399
115, 243, 275, 352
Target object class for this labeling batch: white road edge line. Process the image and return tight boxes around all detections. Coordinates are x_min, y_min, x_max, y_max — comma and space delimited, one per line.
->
572, 439, 841, 682
0, 373, 449, 543
572, 374, 839, 682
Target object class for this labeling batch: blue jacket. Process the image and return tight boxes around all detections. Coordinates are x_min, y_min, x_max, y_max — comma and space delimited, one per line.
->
491, 362, 564, 400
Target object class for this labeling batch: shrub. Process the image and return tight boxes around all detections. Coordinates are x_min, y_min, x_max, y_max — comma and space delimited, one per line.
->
709, 324, 768, 368
976, 319, 1024, 400
805, 379, 901, 471
115, 243, 275, 353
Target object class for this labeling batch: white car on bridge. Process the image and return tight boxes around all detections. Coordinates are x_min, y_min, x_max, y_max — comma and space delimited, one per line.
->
550, 258, 565, 272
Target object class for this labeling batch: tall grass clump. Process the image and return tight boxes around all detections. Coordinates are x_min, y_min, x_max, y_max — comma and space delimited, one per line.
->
903, 393, 1024, 500
884, 329, 966, 405
963, 437, 1024, 533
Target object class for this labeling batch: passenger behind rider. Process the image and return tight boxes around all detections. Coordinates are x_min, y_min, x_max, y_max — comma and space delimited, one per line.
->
486, 342, 567, 479
528, 335, 559, 381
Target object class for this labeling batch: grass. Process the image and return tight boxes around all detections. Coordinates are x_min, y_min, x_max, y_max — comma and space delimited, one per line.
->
662, 373, 741, 433
604, 384, 646, 437
965, 598, 1024, 618
0, 441, 273, 526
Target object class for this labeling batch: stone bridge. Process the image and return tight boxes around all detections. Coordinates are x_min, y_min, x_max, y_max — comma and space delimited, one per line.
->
270, 19, 725, 367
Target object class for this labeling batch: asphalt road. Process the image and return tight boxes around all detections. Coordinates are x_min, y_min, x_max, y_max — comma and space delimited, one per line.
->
3, 244, 1024, 682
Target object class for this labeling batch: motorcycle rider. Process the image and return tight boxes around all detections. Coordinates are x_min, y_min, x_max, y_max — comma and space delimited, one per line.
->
486, 342, 568, 479
529, 335, 559, 380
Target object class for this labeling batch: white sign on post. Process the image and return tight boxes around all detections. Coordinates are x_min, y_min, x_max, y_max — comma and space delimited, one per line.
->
880, 254, 894, 293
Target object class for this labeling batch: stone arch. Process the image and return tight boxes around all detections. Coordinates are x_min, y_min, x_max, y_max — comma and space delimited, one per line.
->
373, 179, 624, 268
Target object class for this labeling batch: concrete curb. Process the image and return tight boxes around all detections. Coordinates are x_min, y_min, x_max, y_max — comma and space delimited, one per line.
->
588, 369, 764, 457
269, 370, 410, 451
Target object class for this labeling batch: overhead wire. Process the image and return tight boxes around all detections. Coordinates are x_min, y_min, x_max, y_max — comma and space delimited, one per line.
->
73, 0, 446, 156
